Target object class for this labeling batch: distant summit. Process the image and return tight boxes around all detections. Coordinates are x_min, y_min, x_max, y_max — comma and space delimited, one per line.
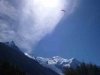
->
35, 56, 80, 68
23, 55, 80, 75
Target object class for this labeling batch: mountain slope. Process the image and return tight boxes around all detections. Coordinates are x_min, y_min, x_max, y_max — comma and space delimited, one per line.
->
24, 53, 80, 75
0, 42, 59, 75
33, 56, 80, 75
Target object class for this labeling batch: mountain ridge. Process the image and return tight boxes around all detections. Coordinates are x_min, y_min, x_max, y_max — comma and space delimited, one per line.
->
0, 42, 59, 75
25, 53, 80, 75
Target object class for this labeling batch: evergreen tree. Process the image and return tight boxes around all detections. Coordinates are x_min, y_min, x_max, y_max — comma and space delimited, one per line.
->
64, 63, 100, 75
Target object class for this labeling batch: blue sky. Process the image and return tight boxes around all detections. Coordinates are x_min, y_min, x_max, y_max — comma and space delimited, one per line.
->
34, 0, 100, 65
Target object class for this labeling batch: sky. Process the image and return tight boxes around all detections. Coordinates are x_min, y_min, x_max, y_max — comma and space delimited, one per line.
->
34, 0, 100, 65
0, 0, 100, 66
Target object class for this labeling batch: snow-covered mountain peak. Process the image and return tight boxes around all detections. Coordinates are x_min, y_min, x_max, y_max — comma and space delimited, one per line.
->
35, 56, 80, 67
36, 56, 66, 65
34, 56, 80, 75
23, 54, 80, 75
36, 56, 79, 66
24, 54, 80, 68
52, 56, 68, 63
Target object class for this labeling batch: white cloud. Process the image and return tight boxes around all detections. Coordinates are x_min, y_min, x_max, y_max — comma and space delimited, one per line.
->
0, 0, 78, 54
0, 0, 18, 20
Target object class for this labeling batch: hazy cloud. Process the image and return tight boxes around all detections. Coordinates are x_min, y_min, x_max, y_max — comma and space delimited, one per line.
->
0, 0, 78, 53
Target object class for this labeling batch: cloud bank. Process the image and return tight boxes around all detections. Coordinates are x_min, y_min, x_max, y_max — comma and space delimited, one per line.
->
0, 0, 78, 53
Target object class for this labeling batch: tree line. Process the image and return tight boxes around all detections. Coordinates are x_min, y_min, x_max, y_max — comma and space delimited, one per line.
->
64, 63, 100, 75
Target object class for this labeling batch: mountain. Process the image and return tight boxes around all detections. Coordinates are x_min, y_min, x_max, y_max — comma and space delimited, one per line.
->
35, 56, 80, 75
36, 56, 80, 68
24, 53, 80, 75
0, 41, 59, 75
